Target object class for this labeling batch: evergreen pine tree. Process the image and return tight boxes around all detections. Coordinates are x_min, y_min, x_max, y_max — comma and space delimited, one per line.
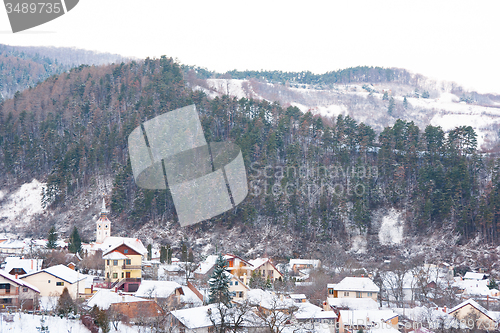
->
147, 244, 152, 261
160, 246, 166, 263
403, 96, 408, 109
167, 245, 172, 264
188, 249, 194, 262
68, 226, 81, 253
181, 243, 187, 262
208, 254, 231, 305
47, 226, 58, 249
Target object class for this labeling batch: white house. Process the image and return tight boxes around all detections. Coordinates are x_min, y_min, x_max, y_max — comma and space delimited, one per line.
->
20, 264, 86, 299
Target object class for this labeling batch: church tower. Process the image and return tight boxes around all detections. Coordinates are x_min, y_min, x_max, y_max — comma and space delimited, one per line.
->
96, 198, 111, 244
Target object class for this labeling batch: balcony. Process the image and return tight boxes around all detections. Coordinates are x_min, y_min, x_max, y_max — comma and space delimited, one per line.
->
122, 264, 142, 270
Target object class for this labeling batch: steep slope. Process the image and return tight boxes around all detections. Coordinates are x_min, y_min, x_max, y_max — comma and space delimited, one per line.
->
0, 58, 499, 267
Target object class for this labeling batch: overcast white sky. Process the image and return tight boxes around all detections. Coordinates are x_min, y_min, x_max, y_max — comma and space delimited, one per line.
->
1, 0, 499, 94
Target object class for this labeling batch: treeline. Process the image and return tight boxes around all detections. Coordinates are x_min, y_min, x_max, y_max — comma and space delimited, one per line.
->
183, 65, 423, 88
0, 56, 499, 243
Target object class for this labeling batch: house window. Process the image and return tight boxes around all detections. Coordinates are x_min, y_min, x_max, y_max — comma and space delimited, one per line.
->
235, 281, 238, 285
113, 273, 118, 279
329, 289, 334, 295
126, 259, 131, 265
107, 273, 109, 278
356, 292, 361, 298
122, 272, 124, 278
238, 292, 243, 298
124, 249, 128, 254
113, 260, 118, 266
367, 292, 372, 297
230, 281, 233, 286
344, 292, 349, 297
56, 282, 64, 286
229, 261, 234, 268
23, 288, 28, 292
107, 260, 110, 265
48, 280, 51, 284
269, 270, 274, 278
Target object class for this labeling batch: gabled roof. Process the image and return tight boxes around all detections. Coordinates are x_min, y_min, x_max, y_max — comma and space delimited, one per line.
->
248, 258, 283, 277
101, 237, 147, 256
339, 309, 398, 324
226, 272, 250, 290
224, 254, 253, 267
102, 251, 128, 260
135, 280, 183, 298
0, 269, 40, 293
170, 304, 217, 329
295, 302, 337, 320
448, 299, 496, 322
20, 264, 86, 284
334, 277, 380, 293
4, 257, 43, 275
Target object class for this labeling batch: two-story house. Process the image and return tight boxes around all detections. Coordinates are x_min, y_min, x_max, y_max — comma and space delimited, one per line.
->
0, 270, 40, 310
248, 257, 284, 283
103, 238, 147, 292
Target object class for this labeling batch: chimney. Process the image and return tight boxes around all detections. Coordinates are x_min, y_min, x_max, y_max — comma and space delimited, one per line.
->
443, 306, 447, 313
15, 274, 18, 279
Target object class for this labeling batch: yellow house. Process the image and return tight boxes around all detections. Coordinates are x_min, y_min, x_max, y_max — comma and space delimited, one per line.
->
19, 264, 85, 299
103, 238, 146, 292
328, 277, 379, 300
448, 299, 498, 331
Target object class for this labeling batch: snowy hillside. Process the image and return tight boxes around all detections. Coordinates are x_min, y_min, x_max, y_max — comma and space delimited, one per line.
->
189, 78, 500, 149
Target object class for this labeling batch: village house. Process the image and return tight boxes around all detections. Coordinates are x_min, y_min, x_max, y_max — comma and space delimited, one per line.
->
248, 257, 284, 283
448, 299, 498, 331
103, 238, 146, 291
19, 264, 85, 299
135, 280, 184, 309
328, 277, 379, 300
2, 256, 43, 276
227, 272, 250, 301
0, 269, 40, 310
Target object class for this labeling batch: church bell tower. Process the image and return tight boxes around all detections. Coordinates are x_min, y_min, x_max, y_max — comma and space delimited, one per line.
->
96, 198, 111, 244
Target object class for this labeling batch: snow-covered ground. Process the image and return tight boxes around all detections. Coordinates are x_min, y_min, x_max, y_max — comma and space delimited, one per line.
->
0, 179, 46, 230
191, 78, 500, 149
378, 209, 404, 246
1, 312, 147, 333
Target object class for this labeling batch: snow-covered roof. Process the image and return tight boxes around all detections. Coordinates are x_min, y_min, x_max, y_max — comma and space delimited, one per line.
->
464, 272, 487, 280
339, 309, 398, 325
448, 299, 495, 321
135, 280, 183, 298
247, 289, 295, 310
248, 258, 269, 270
289, 259, 321, 268
0, 269, 40, 293
20, 264, 86, 284
295, 302, 337, 320
101, 237, 147, 256
102, 251, 128, 260
290, 294, 307, 300
4, 257, 43, 275
194, 255, 218, 275
87, 289, 148, 310
170, 304, 217, 329
334, 277, 380, 293
180, 285, 204, 306
327, 297, 379, 310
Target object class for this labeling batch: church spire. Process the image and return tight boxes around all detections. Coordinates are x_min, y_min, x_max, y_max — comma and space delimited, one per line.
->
96, 197, 111, 244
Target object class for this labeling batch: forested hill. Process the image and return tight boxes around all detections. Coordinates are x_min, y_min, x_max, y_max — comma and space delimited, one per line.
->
0, 44, 131, 100
0, 55, 500, 260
